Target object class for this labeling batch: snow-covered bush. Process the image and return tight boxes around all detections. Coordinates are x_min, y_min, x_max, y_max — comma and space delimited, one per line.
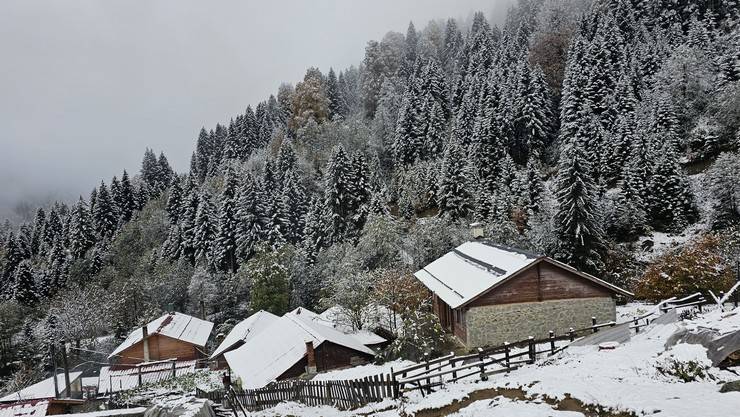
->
655, 344, 713, 382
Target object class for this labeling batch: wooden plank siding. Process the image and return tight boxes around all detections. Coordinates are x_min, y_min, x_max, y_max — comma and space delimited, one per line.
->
276, 342, 374, 382
468, 259, 613, 308
113, 334, 206, 368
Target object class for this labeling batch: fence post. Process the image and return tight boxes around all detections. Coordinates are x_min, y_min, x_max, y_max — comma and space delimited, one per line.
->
171, 360, 176, 378
504, 342, 510, 370
549, 331, 555, 354
423, 352, 430, 389
569, 327, 575, 342
633, 317, 639, 333
527, 336, 535, 364
450, 357, 457, 380
137, 365, 142, 387
592, 317, 598, 333
477, 348, 488, 381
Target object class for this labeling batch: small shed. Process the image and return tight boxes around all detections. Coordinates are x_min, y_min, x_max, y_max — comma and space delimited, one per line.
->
414, 241, 632, 347
0, 373, 84, 416
224, 309, 375, 389
108, 312, 213, 368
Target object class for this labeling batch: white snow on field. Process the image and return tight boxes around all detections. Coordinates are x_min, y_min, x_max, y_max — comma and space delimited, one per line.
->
615, 302, 655, 322
312, 360, 415, 381
448, 397, 585, 416
685, 306, 740, 335
636, 221, 708, 262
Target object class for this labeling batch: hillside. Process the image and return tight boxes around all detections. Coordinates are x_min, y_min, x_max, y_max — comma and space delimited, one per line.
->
1, 0, 740, 396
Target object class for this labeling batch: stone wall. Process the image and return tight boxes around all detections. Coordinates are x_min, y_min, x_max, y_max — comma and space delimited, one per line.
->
465, 297, 616, 347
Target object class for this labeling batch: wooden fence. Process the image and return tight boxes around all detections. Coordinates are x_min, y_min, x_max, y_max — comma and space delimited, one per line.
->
206, 292, 734, 413
220, 374, 399, 412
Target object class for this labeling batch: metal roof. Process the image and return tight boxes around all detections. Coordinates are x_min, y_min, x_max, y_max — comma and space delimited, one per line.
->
109, 312, 213, 359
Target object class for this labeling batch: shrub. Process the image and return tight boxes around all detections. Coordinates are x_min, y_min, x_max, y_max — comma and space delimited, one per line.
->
635, 234, 734, 301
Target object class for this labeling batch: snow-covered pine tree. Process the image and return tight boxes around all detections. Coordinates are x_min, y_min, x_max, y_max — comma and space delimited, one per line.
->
235, 175, 264, 262
214, 167, 239, 272
400, 21, 419, 80
326, 68, 342, 119
193, 190, 216, 267
324, 145, 353, 243
165, 177, 183, 225
437, 142, 472, 220
301, 195, 328, 264
68, 197, 95, 260
1, 232, 23, 297
179, 178, 201, 264
553, 130, 606, 275
12, 261, 37, 306
158, 152, 174, 187
118, 170, 136, 222
141, 148, 161, 193
93, 181, 117, 238
279, 169, 308, 244
42, 206, 63, 250
648, 140, 696, 232
31, 208, 46, 257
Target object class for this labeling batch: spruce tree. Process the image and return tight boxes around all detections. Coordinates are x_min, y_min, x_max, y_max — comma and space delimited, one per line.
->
1, 232, 23, 297
648, 140, 695, 232
279, 170, 308, 244
326, 68, 342, 119
324, 145, 353, 243
93, 181, 118, 238
141, 148, 161, 192
235, 175, 263, 261
166, 178, 183, 225
118, 170, 136, 222
193, 191, 216, 267
31, 208, 46, 257
12, 261, 37, 306
68, 197, 95, 259
553, 133, 606, 275
437, 142, 472, 220
214, 168, 239, 272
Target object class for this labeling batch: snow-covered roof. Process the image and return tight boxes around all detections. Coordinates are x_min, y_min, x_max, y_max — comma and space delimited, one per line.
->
98, 360, 197, 394
414, 241, 540, 308
209, 310, 278, 359
0, 400, 49, 417
415, 241, 632, 309
0, 373, 83, 402
109, 312, 214, 359
224, 313, 375, 389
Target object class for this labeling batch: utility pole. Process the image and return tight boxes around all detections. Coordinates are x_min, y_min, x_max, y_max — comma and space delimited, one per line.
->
60, 341, 71, 398
50, 343, 59, 399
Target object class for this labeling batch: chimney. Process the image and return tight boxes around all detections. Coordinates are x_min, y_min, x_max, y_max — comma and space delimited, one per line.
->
305, 341, 317, 375
142, 326, 150, 362
470, 222, 484, 239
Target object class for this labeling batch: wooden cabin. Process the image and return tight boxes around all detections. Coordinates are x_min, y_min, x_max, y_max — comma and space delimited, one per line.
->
224, 308, 376, 389
108, 312, 213, 369
414, 241, 632, 347
0, 373, 85, 417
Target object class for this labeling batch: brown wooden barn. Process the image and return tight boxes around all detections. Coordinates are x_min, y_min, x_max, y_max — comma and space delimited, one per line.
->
414, 241, 632, 347
108, 312, 213, 369
224, 309, 376, 389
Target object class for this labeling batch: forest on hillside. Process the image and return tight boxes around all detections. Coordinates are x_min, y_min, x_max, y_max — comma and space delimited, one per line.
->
1, 0, 740, 392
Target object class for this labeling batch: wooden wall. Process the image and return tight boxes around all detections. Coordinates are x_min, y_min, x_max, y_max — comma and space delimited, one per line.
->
276, 342, 373, 382
468, 260, 613, 308
113, 334, 205, 367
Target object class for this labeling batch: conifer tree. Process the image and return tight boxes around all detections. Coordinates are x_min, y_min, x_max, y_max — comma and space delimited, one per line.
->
158, 152, 174, 187
301, 196, 328, 264
648, 141, 695, 232
68, 197, 95, 259
553, 133, 606, 275
93, 181, 117, 238
236, 175, 264, 261
180, 179, 201, 264
214, 169, 239, 272
324, 145, 353, 243
118, 170, 136, 222
31, 208, 46, 257
12, 261, 37, 306
279, 170, 308, 244
193, 190, 216, 267
401, 21, 419, 79
326, 68, 342, 119
42, 207, 63, 250
1, 232, 23, 296
437, 142, 472, 220
141, 148, 161, 192
166, 178, 183, 225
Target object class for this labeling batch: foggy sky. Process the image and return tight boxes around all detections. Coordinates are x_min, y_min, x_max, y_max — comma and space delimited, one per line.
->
0, 0, 511, 221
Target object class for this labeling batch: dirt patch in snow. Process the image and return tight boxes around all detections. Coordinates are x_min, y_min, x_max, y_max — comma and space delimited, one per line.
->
405, 387, 636, 417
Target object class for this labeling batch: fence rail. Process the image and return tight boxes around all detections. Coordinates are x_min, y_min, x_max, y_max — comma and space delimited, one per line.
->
205, 292, 737, 412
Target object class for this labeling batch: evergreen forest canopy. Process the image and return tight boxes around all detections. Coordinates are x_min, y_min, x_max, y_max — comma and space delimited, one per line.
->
1, 0, 740, 390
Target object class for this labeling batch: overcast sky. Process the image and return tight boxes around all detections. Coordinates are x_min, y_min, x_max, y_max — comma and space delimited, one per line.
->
0, 0, 512, 221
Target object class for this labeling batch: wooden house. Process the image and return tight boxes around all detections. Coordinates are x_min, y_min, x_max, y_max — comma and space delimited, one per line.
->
108, 312, 213, 368
0, 373, 84, 417
209, 310, 279, 369
414, 241, 632, 347
224, 308, 376, 389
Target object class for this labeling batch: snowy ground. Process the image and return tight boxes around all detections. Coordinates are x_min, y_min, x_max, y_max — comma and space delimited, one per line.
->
243, 305, 740, 416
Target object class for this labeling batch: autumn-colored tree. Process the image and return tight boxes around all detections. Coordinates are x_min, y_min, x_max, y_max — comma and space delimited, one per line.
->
374, 269, 428, 333
290, 67, 329, 131
635, 234, 735, 301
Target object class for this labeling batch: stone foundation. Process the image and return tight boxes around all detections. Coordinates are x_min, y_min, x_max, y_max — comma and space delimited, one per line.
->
465, 297, 616, 347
